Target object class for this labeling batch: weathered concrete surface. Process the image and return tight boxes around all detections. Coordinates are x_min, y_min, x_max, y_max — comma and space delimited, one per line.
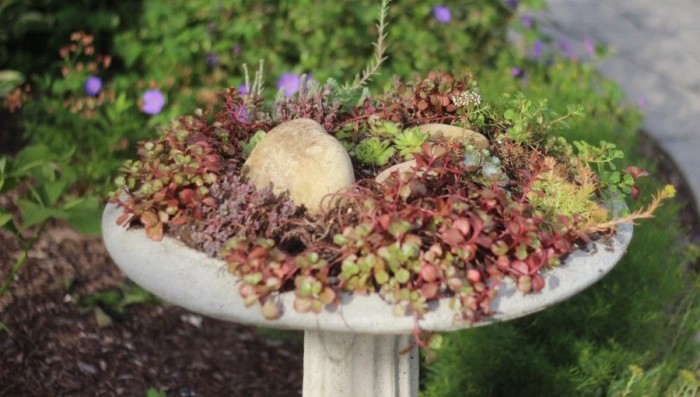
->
102, 201, 632, 334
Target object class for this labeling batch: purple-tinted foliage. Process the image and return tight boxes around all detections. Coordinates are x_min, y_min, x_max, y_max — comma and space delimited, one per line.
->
532, 41, 545, 59
277, 73, 301, 96
520, 15, 533, 29
84, 76, 102, 96
180, 174, 300, 257
235, 106, 249, 123
432, 5, 451, 23
142, 89, 166, 115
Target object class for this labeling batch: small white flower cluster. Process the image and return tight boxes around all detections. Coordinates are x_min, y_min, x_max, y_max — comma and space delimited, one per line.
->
451, 90, 481, 107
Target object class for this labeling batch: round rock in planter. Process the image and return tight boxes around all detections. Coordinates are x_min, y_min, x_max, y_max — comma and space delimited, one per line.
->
102, 201, 632, 397
242, 118, 355, 213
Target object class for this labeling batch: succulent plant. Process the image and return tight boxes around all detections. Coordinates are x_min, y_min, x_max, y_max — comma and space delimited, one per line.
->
112, 72, 672, 325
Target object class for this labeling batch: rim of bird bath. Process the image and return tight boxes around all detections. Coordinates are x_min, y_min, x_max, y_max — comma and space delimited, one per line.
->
102, 201, 633, 397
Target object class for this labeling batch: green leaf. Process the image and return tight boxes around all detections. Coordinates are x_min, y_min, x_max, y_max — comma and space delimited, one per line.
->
395, 268, 411, 284
11, 145, 53, 176
388, 220, 411, 237
242, 130, 267, 157
65, 196, 103, 235
375, 270, 389, 284
40, 180, 68, 207
0, 212, 13, 228
0, 70, 24, 96
16, 199, 68, 230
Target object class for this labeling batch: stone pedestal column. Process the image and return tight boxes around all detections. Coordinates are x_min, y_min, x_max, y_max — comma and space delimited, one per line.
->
302, 331, 418, 397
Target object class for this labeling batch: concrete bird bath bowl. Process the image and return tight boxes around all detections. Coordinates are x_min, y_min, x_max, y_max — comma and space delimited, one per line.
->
102, 202, 632, 397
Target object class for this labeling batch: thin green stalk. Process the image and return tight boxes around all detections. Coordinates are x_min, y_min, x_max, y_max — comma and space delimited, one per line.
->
0, 224, 45, 300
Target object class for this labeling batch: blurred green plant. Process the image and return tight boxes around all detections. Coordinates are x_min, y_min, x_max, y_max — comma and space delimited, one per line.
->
18, 32, 158, 196
144, 388, 167, 397
0, 0, 138, 77
0, 144, 102, 305
78, 282, 158, 327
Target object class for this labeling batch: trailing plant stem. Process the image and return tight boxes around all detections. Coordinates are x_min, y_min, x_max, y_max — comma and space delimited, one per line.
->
0, 224, 46, 300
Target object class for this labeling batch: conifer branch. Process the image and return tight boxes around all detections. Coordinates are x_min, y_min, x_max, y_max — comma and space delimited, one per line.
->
349, 0, 390, 90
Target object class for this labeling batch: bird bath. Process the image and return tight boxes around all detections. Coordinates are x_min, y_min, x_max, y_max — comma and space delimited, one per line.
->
102, 202, 632, 397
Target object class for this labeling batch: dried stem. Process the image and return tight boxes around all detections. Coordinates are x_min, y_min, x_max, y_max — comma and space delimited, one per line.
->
584, 185, 676, 233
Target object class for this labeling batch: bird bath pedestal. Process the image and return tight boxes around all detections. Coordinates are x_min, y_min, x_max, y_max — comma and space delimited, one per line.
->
102, 203, 632, 397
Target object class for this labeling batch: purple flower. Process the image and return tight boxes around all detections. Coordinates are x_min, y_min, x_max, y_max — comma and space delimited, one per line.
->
206, 53, 219, 68
520, 15, 533, 29
558, 38, 577, 60
583, 36, 596, 56
432, 5, 451, 23
238, 83, 248, 95
506, 0, 519, 9
532, 41, 545, 59
511, 67, 524, 78
142, 89, 166, 115
277, 73, 301, 96
637, 96, 647, 107
84, 76, 102, 96
235, 106, 249, 123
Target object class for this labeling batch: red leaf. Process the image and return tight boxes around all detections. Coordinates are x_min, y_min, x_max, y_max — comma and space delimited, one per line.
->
140, 211, 158, 227
116, 212, 131, 226
202, 197, 217, 207
154, 191, 168, 203
625, 166, 649, 180
170, 216, 187, 226
511, 260, 529, 275
378, 214, 391, 231
441, 228, 464, 247
631, 185, 640, 200
466, 269, 481, 284
532, 274, 545, 291
453, 218, 471, 236
146, 223, 164, 241
179, 188, 195, 205
420, 264, 438, 282
421, 283, 439, 299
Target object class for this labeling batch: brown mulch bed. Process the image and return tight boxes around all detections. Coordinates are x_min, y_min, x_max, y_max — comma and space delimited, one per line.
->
0, 227, 303, 397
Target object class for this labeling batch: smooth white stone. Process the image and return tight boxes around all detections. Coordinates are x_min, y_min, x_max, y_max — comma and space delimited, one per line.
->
243, 118, 355, 212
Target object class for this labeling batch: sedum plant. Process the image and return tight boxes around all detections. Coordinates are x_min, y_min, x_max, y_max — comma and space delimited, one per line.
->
111, 70, 673, 330
111, 0, 673, 337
